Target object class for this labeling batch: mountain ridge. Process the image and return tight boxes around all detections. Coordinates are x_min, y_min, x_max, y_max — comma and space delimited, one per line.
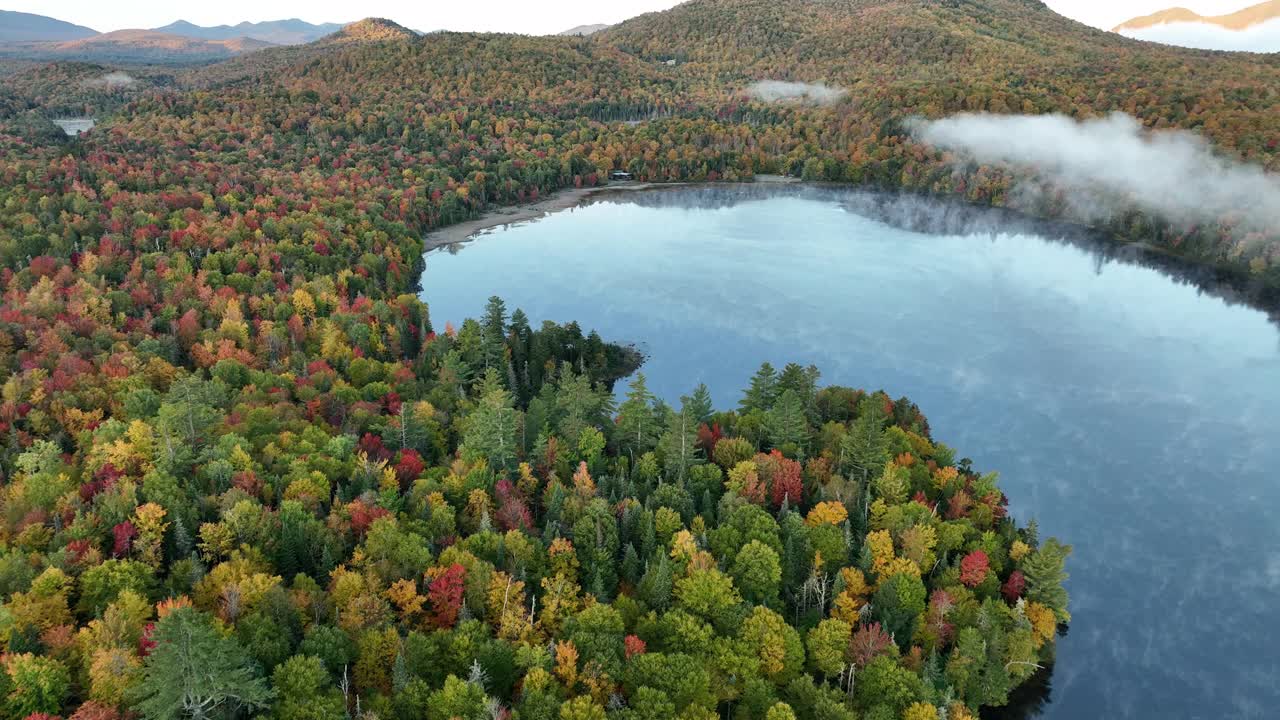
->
0, 28, 276, 63
0, 10, 99, 42
1113, 0, 1280, 31
153, 18, 345, 45
558, 24, 611, 36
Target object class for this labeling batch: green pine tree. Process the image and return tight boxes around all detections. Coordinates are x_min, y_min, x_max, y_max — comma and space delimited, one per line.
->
740, 362, 779, 413
460, 368, 522, 473
766, 388, 808, 451
616, 373, 660, 457
682, 383, 715, 425
1022, 538, 1072, 621
481, 295, 508, 372
128, 607, 272, 720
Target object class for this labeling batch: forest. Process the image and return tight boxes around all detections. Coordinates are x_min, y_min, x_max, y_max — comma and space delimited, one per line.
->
19, 0, 1280, 717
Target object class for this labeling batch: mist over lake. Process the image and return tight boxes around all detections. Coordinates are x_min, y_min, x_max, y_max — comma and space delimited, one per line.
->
421, 185, 1280, 719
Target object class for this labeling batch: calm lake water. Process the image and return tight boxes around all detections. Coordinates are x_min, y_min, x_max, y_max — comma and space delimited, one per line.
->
420, 185, 1280, 719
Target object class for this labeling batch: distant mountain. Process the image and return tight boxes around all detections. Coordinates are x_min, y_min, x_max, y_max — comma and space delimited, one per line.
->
1113, 0, 1280, 32
154, 19, 344, 45
0, 29, 275, 64
319, 18, 419, 43
1113, 0, 1280, 51
558, 24, 610, 36
0, 10, 98, 42
55, 29, 275, 55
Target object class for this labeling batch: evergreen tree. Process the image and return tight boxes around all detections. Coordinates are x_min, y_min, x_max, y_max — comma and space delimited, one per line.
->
616, 373, 660, 458
841, 398, 888, 480
638, 553, 674, 611
155, 375, 226, 467
481, 295, 508, 372
621, 543, 642, 586
777, 363, 820, 421
740, 362, 779, 413
455, 318, 486, 382
779, 512, 813, 608
1022, 538, 1072, 621
381, 401, 437, 455
554, 364, 614, 445
767, 389, 808, 451
461, 368, 522, 473
657, 401, 699, 482
681, 383, 714, 425
128, 607, 272, 720
508, 308, 533, 403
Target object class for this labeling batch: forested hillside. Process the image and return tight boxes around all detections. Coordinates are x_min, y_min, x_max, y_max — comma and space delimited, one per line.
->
0, 0, 1269, 717
602, 0, 1280, 294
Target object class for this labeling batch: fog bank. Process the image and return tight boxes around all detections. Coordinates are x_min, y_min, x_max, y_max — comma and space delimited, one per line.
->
911, 112, 1280, 234
746, 80, 846, 105
89, 71, 136, 88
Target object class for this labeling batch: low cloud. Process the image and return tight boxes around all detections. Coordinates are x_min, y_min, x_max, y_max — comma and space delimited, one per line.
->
910, 112, 1280, 234
746, 80, 846, 105
87, 71, 137, 88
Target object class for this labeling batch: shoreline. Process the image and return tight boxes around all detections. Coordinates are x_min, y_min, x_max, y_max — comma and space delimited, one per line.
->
419, 177, 1280, 323
423, 182, 668, 250
422, 174, 800, 250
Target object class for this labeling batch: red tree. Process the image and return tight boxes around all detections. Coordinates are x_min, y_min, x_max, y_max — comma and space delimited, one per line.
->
68, 703, 121, 720
765, 451, 803, 509
138, 622, 156, 656
1001, 570, 1026, 602
494, 479, 533, 532
394, 449, 425, 488
427, 563, 467, 629
695, 423, 722, 455
358, 432, 391, 462
849, 622, 895, 667
348, 501, 391, 538
624, 634, 647, 660
959, 550, 990, 588
175, 309, 200, 348
925, 589, 956, 647
111, 521, 137, 558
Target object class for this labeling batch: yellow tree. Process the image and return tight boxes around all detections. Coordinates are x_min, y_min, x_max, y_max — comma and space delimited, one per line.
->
866, 529, 896, 579
132, 503, 169, 568
554, 640, 579, 690
805, 501, 848, 527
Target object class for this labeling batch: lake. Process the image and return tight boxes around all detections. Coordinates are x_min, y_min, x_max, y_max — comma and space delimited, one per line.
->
419, 185, 1280, 719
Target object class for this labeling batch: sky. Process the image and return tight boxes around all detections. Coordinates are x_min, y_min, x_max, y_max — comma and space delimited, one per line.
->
1119, 16, 1280, 50
1, 0, 1264, 36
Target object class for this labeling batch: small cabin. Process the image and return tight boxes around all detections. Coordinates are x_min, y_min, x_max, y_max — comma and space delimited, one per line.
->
610, 170, 633, 181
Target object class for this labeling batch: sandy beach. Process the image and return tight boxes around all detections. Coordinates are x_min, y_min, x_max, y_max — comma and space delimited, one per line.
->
423, 182, 668, 250
422, 175, 808, 250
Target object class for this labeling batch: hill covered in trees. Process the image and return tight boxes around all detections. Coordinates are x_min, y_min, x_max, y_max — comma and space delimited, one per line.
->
127, 0, 1277, 298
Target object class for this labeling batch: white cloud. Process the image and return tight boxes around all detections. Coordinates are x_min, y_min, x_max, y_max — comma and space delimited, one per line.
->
745, 81, 846, 105
911, 112, 1280, 235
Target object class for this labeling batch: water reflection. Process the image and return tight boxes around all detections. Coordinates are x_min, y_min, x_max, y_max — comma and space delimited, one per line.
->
575, 184, 1280, 324
422, 185, 1280, 719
